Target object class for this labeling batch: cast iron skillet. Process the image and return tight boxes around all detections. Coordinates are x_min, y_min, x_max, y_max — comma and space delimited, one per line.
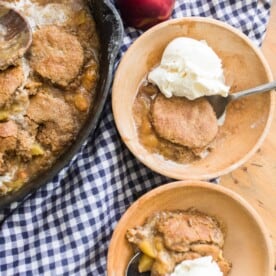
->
0, 0, 124, 209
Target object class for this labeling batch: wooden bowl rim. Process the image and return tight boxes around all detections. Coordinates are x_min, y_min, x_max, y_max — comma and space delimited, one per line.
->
107, 180, 274, 276
112, 16, 276, 180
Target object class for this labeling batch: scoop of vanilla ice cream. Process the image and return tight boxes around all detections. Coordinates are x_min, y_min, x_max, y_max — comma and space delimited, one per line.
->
170, 256, 223, 276
148, 37, 229, 100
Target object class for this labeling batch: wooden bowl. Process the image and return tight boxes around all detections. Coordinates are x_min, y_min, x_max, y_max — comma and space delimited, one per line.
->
107, 181, 274, 276
112, 17, 275, 180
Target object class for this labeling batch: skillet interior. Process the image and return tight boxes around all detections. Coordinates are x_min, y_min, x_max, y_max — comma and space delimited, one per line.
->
0, 0, 124, 209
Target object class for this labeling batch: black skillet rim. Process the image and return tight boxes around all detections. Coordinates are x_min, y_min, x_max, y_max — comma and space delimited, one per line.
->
0, 0, 124, 210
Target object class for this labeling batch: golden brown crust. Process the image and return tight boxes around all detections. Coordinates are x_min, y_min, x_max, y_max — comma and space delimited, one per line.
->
156, 211, 224, 251
0, 121, 18, 138
151, 94, 218, 149
0, 122, 18, 154
0, 1, 99, 195
0, 66, 24, 107
26, 87, 76, 152
0, 136, 17, 155
29, 26, 84, 86
126, 209, 231, 276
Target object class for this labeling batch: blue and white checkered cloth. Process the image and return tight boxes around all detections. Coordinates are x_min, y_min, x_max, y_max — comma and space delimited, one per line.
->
0, 1, 271, 275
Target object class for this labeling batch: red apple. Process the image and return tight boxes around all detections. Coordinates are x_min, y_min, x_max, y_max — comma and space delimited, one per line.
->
116, 0, 175, 30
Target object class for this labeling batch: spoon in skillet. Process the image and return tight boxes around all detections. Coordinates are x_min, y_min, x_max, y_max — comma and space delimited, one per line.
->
206, 81, 276, 119
0, 3, 32, 70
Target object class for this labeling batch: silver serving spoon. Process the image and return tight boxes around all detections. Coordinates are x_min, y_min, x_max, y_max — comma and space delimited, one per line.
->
206, 81, 276, 118
125, 252, 150, 276
0, 3, 32, 70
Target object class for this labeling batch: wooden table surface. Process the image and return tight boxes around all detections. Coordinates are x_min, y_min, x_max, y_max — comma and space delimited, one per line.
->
220, 1, 276, 273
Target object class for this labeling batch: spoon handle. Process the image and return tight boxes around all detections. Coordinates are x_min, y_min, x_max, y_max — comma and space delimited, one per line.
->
231, 81, 276, 100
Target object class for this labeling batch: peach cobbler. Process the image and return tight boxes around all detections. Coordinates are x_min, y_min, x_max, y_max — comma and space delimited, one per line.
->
0, 0, 99, 194
126, 209, 232, 275
133, 83, 219, 163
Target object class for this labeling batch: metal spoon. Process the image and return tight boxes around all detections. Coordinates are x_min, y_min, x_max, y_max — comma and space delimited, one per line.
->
125, 252, 150, 276
0, 3, 32, 70
206, 81, 276, 118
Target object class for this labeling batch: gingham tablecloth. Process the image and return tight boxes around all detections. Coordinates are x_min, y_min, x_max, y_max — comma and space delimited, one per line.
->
0, 1, 271, 275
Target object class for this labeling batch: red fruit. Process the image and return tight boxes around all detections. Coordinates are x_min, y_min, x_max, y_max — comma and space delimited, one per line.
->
116, 0, 175, 30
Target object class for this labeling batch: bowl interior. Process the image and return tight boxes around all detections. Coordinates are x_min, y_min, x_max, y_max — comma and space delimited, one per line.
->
107, 181, 274, 276
112, 17, 274, 180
